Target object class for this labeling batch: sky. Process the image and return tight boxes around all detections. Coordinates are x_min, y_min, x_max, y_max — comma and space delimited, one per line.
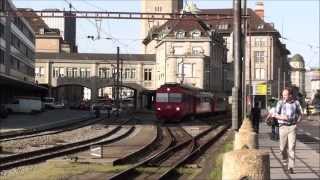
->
12, 0, 320, 68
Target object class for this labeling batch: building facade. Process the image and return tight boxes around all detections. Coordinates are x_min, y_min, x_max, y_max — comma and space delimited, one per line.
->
38, 9, 77, 52
0, 0, 46, 104
35, 53, 156, 106
143, 14, 227, 94
289, 54, 306, 95
305, 68, 320, 101
141, 0, 183, 54
142, 1, 291, 108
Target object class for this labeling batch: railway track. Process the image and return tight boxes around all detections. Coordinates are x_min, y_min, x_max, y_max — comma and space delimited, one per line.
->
0, 120, 135, 171
0, 115, 100, 142
109, 115, 230, 180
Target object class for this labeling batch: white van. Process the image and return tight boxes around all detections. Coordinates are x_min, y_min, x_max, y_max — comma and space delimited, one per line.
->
4, 97, 43, 114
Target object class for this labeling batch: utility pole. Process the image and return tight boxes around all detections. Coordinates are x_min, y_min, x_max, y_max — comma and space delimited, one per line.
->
242, 0, 248, 117
120, 57, 123, 103
283, 71, 286, 89
248, 17, 253, 112
278, 68, 281, 99
232, 0, 242, 130
116, 46, 120, 116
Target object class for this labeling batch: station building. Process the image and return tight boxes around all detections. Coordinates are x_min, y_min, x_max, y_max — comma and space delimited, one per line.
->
0, 0, 46, 105
16, 0, 291, 110
142, 0, 291, 109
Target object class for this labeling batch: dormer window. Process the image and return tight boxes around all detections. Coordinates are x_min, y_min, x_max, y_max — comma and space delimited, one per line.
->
257, 24, 264, 29
191, 31, 201, 38
176, 31, 185, 39
218, 24, 229, 30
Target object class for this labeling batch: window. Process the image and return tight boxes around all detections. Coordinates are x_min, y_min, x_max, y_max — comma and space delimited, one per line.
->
156, 93, 168, 102
86, 69, 90, 78
99, 68, 104, 78
218, 24, 229, 30
257, 24, 264, 29
59, 67, 65, 77
191, 31, 201, 38
80, 68, 90, 78
53, 67, 64, 77
124, 68, 130, 79
80, 68, 85, 78
105, 68, 110, 78
53, 67, 59, 78
254, 38, 265, 47
192, 47, 203, 55
72, 68, 78, 77
144, 68, 152, 81
35, 67, 45, 77
155, 6, 162, 12
0, 23, 4, 38
254, 51, 265, 63
130, 69, 136, 79
168, 93, 182, 103
0, 49, 4, 64
255, 68, 265, 80
177, 63, 194, 78
176, 31, 185, 39
35, 67, 39, 77
67, 67, 73, 77
223, 37, 228, 46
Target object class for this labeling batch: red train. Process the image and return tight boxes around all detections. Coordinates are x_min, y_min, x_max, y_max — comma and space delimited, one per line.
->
155, 83, 227, 122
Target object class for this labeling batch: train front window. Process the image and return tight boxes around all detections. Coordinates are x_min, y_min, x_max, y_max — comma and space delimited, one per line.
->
156, 93, 168, 102
168, 93, 182, 103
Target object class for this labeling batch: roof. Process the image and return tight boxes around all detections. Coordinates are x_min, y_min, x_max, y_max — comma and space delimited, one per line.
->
35, 53, 156, 62
291, 54, 305, 63
144, 8, 280, 45
143, 14, 210, 45
200, 8, 279, 34
18, 8, 49, 33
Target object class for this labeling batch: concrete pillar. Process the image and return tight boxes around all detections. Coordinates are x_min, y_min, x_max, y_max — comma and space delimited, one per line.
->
91, 88, 98, 102
222, 148, 270, 180
234, 118, 258, 150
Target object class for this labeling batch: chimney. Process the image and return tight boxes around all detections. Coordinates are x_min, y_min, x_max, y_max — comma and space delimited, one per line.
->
255, 1, 264, 19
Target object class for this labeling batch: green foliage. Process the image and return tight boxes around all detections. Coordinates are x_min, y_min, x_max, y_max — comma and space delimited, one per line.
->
209, 135, 234, 180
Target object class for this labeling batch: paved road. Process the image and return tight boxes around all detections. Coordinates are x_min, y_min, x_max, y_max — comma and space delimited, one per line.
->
296, 114, 320, 153
0, 109, 91, 132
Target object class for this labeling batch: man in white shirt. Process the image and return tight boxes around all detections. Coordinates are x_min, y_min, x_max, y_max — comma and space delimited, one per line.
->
272, 87, 303, 174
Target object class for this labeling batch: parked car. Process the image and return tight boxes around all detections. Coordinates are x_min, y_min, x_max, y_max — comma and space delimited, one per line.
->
4, 97, 43, 114
42, 97, 55, 109
0, 105, 8, 118
91, 99, 112, 115
42, 97, 65, 109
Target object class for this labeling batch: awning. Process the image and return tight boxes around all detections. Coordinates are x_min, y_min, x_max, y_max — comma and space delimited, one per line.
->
0, 74, 47, 92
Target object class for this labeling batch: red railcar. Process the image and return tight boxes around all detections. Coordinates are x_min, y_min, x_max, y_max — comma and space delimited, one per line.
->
155, 83, 226, 122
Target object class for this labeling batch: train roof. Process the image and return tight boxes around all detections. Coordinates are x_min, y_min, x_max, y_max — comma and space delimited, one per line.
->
159, 83, 214, 95
160, 83, 201, 91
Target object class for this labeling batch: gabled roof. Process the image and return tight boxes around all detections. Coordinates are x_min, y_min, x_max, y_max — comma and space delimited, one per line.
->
143, 8, 280, 45
143, 13, 210, 45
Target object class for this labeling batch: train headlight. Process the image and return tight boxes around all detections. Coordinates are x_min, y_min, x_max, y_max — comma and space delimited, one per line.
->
176, 107, 180, 111
157, 107, 161, 111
